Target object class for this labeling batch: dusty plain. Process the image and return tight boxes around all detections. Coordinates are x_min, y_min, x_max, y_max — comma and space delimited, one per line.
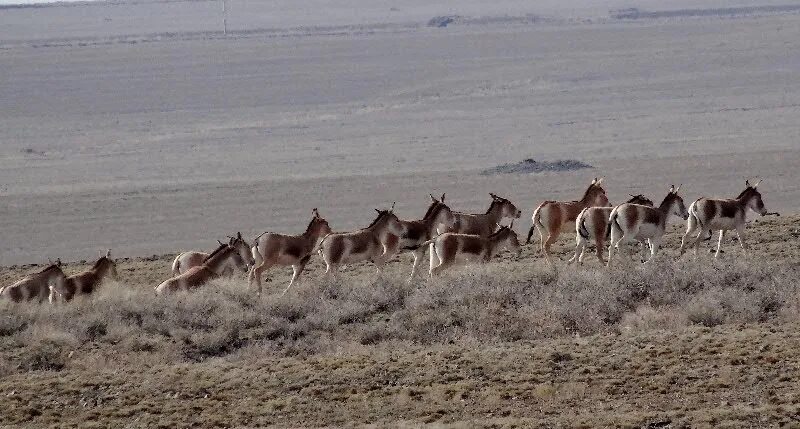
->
2, 1, 800, 427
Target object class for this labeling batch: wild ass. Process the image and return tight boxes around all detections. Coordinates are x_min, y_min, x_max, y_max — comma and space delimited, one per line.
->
1, 260, 66, 303
248, 208, 333, 295
432, 193, 521, 271
568, 194, 654, 265
49, 250, 118, 303
528, 178, 611, 264
424, 222, 522, 276
445, 193, 522, 236
679, 180, 775, 258
383, 194, 456, 280
607, 185, 689, 266
171, 232, 254, 275
317, 204, 404, 277
155, 242, 248, 295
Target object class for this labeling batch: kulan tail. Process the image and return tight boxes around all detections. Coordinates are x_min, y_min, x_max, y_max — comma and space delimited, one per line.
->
171, 254, 182, 275
250, 244, 263, 268
577, 208, 590, 239
526, 205, 544, 244
608, 209, 622, 240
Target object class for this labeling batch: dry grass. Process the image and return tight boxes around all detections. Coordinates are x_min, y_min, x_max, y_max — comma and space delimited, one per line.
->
0, 215, 799, 427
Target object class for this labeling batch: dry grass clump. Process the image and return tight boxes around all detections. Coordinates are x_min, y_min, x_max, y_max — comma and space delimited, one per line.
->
0, 258, 796, 375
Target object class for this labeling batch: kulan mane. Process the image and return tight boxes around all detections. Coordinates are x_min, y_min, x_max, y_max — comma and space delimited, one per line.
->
736, 186, 757, 200
202, 243, 229, 263
37, 264, 61, 275
366, 210, 389, 228
485, 199, 504, 214
581, 184, 604, 202
303, 216, 319, 234
423, 201, 444, 220
92, 256, 111, 269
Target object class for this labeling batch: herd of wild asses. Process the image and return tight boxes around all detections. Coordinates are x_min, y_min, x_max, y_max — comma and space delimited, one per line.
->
0, 178, 779, 302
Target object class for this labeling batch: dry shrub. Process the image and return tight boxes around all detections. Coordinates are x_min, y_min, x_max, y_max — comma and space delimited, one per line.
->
619, 305, 688, 334
0, 258, 796, 373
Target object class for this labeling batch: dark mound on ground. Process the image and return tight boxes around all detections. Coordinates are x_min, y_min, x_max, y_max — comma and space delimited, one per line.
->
481, 158, 593, 175
427, 15, 462, 28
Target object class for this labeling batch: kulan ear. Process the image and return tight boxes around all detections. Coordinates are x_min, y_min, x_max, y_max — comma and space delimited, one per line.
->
753, 179, 762, 188
675, 184, 682, 193
509, 220, 514, 229
237, 232, 242, 240
669, 184, 675, 193
430, 193, 436, 202
441, 193, 446, 202
745, 179, 751, 187
591, 177, 597, 185
390, 202, 396, 212
596, 177, 604, 185
106, 249, 112, 258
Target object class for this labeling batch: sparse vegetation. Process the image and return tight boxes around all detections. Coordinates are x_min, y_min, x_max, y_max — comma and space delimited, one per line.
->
0, 216, 798, 427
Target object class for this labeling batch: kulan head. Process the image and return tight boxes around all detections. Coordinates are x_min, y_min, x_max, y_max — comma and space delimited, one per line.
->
309, 208, 333, 237
427, 193, 456, 230
228, 232, 256, 270
586, 177, 611, 207
740, 179, 768, 216
666, 184, 689, 220
373, 202, 404, 236
489, 193, 522, 219
494, 221, 522, 258
97, 249, 119, 280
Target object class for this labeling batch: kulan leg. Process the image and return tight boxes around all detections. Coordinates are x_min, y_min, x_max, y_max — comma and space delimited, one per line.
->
714, 230, 725, 258
429, 243, 440, 274
644, 238, 661, 263
567, 234, 585, 265
735, 225, 748, 255
543, 231, 560, 264
606, 223, 625, 267
593, 238, 605, 265
680, 214, 699, 255
409, 248, 425, 281
249, 260, 274, 294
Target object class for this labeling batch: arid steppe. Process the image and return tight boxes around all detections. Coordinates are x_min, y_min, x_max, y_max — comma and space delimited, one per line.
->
2, 0, 800, 427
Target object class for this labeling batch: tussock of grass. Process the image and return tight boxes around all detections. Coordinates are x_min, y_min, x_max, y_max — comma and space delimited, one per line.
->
0, 258, 796, 375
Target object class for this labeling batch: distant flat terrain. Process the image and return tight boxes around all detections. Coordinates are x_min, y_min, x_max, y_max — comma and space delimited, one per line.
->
1, 0, 799, 264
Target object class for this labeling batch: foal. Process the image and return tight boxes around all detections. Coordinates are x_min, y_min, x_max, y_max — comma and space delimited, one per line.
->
607, 185, 689, 266
445, 193, 522, 236
425, 223, 522, 276
172, 232, 254, 275
317, 204, 404, 277
155, 243, 248, 294
50, 250, 118, 302
679, 180, 772, 258
568, 194, 654, 265
528, 178, 610, 264
1, 260, 66, 303
248, 208, 333, 295
432, 193, 521, 272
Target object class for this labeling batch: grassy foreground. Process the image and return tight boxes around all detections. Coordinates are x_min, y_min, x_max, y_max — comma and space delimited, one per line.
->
1, 216, 798, 428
